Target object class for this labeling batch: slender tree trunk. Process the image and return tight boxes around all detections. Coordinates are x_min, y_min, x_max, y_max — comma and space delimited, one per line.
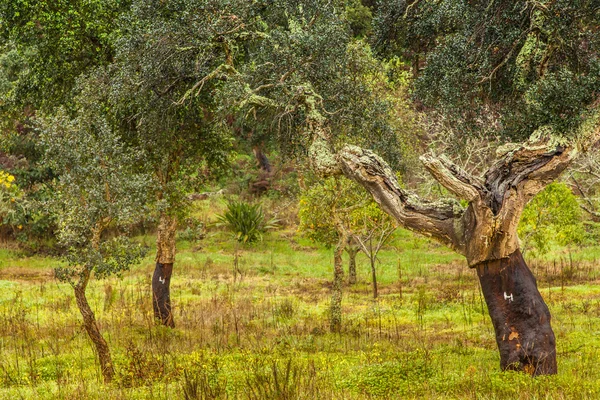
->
370, 257, 378, 299
330, 233, 348, 333
153, 213, 177, 327
74, 270, 115, 383
476, 249, 556, 375
346, 246, 359, 285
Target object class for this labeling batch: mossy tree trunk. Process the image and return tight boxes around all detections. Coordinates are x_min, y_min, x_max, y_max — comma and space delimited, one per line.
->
330, 231, 348, 333
153, 213, 177, 327
345, 243, 359, 285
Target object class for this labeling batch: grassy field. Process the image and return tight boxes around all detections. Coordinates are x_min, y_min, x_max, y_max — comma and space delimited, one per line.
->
2, 211, 600, 399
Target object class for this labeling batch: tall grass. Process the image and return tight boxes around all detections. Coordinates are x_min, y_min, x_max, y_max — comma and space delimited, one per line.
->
1, 229, 600, 398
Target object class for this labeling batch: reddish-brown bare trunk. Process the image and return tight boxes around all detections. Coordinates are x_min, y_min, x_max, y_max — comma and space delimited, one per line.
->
476, 249, 557, 376
152, 262, 175, 327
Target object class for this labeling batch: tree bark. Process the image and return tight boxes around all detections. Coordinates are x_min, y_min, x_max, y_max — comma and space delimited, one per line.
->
153, 213, 177, 327
253, 144, 272, 173
330, 233, 348, 333
370, 257, 378, 299
74, 270, 115, 383
476, 250, 556, 375
345, 245, 359, 285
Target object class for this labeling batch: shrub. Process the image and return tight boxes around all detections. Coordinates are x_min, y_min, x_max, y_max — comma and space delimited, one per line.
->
518, 182, 585, 256
217, 200, 277, 243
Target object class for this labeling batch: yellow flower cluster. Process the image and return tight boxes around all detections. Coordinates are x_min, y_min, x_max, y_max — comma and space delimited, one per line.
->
0, 171, 16, 189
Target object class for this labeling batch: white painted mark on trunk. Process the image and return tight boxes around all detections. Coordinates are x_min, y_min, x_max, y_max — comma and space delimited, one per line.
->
159, 277, 166, 284
504, 292, 513, 302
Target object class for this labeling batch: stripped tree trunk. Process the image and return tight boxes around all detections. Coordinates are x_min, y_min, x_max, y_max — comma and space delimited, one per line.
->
345, 243, 359, 285
74, 269, 115, 383
153, 213, 177, 327
476, 250, 556, 375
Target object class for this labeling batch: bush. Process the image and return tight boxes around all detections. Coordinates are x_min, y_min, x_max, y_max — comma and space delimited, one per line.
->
217, 200, 277, 243
518, 182, 585, 256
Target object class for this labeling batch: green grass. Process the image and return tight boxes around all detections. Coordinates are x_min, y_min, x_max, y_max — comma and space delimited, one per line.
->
1, 224, 600, 399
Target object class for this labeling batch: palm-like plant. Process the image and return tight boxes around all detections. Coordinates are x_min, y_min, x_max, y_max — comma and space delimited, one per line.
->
217, 200, 278, 243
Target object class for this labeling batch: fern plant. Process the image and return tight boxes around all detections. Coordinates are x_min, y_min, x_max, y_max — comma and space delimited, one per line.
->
217, 200, 277, 243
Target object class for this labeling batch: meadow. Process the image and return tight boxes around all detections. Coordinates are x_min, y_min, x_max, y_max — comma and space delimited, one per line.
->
1, 199, 600, 399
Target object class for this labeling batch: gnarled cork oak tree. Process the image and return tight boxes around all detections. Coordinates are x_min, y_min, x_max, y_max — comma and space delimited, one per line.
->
311, 116, 600, 376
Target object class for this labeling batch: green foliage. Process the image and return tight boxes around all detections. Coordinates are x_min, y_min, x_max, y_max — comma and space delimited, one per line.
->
103, 0, 254, 220
217, 200, 277, 244
220, 1, 414, 170
376, 0, 600, 140
519, 182, 585, 256
0, 170, 55, 248
39, 107, 150, 282
346, 0, 373, 38
298, 176, 393, 247
0, 0, 126, 111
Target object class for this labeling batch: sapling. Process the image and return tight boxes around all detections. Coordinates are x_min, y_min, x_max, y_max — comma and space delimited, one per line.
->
41, 110, 148, 383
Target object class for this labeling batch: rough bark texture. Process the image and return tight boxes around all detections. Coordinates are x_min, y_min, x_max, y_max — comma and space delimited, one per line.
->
330, 233, 348, 333
253, 145, 272, 173
338, 136, 578, 265
153, 214, 177, 327
346, 245, 359, 285
74, 270, 115, 383
476, 250, 556, 375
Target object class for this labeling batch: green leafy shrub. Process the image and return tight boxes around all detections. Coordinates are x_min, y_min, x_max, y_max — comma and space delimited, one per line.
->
217, 200, 277, 243
518, 182, 585, 256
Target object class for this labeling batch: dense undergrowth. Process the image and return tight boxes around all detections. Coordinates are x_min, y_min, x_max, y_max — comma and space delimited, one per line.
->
1, 199, 600, 399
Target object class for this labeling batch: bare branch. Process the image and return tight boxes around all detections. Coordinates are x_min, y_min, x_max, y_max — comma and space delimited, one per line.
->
338, 145, 465, 254
421, 154, 484, 201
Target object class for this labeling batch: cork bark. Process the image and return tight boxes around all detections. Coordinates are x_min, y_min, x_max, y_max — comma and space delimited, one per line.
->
153, 213, 177, 327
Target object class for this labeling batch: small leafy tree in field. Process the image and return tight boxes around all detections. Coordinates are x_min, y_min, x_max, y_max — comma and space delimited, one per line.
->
40, 110, 148, 383
519, 182, 585, 257
352, 202, 396, 299
299, 176, 394, 331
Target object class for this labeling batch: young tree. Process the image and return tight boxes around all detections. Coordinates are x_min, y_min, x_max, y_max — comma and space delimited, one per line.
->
299, 176, 395, 330
299, 176, 364, 284
352, 203, 396, 299
299, 176, 357, 332
40, 108, 148, 383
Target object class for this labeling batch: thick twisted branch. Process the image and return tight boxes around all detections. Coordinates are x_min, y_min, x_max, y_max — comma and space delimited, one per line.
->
338, 145, 466, 253
421, 154, 486, 202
